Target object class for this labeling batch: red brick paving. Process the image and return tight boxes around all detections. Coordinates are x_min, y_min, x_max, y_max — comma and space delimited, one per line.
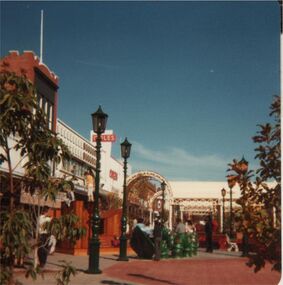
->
104, 257, 281, 285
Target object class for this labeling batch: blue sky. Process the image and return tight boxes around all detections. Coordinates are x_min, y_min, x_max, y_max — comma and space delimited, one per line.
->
1, 1, 280, 181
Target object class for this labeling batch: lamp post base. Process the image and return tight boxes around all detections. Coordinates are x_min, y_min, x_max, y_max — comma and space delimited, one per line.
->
117, 236, 128, 261
85, 269, 102, 275
117, 256, 129, 261
87, 238, 102, 274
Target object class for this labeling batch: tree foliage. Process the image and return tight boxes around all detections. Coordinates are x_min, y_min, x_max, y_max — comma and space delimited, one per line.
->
227, 96, 281, 272
55, 260, 77, 285
0, 210, 33, 265
103, 192, 122, 210
0, 70, 85, 285
46, 213, 86, 243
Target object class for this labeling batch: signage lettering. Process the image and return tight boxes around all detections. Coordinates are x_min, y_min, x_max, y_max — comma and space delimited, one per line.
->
109, 169, 118, 180
92, 134, 116, 143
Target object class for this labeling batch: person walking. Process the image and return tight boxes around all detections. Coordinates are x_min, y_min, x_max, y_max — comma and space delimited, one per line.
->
37, 207, 52, 267
153, 218, 163, 261
175, 218, 186, 234
205, 215, 213, 253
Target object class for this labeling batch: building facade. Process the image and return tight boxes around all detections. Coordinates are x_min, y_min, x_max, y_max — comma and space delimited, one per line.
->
0, 50, 58, 131
90, 129, 126, 195
56, 119, 126, 197
0, 50, 60, 207
0, 50, 132, 253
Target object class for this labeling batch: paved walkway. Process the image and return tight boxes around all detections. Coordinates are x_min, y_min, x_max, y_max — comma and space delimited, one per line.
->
14, 248, 281, 285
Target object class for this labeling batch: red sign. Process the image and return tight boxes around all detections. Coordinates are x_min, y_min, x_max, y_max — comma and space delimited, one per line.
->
92, 134, 116, 143
109, 170, 118, 181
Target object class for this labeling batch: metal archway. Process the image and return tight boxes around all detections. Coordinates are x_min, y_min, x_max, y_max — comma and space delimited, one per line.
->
126, 170, 173, 229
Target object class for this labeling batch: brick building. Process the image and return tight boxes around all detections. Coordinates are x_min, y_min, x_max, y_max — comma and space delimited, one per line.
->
1, 50, 58, 131
0, 50, 127, 254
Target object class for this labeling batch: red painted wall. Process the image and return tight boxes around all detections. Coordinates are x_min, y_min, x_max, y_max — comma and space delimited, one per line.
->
0, 50, 59, 131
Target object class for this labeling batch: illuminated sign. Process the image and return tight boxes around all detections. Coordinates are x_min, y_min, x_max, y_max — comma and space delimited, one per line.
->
92, 134, 116, 143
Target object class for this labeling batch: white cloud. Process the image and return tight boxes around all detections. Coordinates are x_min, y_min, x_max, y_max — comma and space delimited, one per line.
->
132, 141, 226, 168
130, 141, 229, 181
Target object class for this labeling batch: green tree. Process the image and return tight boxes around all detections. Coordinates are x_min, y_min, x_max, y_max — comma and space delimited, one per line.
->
104, 192, 122, 210
227, 96, 281, 272
250, 95, 281, 271
0, 70, 85, 285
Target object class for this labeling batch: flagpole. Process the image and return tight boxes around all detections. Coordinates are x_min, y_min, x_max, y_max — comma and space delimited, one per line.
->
40, 10, 44, 63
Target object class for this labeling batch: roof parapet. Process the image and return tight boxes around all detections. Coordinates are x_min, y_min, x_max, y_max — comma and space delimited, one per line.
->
9, 50, 19, 56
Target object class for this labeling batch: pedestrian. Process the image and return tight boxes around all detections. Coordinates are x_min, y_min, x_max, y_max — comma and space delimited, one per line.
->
37, 206, 52, 267
153, 218, 163, 261
185, 220, 196, 233
85, 168, 94, 202
205, 215, 213, 253
135, 218, 152, 236
111, 235, 120, 247
65, 188, 75, 207
175, 218, 186, 234
132, 218, 137, 230
48, 235, 57, 255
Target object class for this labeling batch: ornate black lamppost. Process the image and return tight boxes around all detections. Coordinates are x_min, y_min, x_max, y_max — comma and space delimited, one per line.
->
227, 176, 236, 238
238, 157, 249, 257
118, 137, 132, 261
160, 181, 166, 225
221, 188, 226, 233
87, 106, 108, 274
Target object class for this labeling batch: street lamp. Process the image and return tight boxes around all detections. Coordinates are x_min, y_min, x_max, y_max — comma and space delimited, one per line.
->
161, 181, 166, 225
221, 188, 226, 233
227, 175, 236, 238
239, 156, 249, 257
87, 105, 108, 274
118, 137, 132, 261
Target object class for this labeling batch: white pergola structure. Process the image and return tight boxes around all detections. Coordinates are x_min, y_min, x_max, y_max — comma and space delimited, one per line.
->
127, 170, 174, 228
127, 173, 244, 230
169, 181, 242, 230
126, 174, 276, 231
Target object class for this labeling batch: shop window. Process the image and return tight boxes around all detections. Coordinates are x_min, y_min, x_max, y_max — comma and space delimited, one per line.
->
42, 98, 46, 114
49, 105, 53, 130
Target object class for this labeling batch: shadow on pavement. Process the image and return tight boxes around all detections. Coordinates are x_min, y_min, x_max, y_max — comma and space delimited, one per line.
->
128, 255, 139, 259
128, 273, 179, 285
46, 261, 88, 273
101, 280, 135, 285
211, 251, 242, 257
198, 248, 242, 258
44, 261, 63, 270
104, 254, 139, 260
101, 256, 119, 261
